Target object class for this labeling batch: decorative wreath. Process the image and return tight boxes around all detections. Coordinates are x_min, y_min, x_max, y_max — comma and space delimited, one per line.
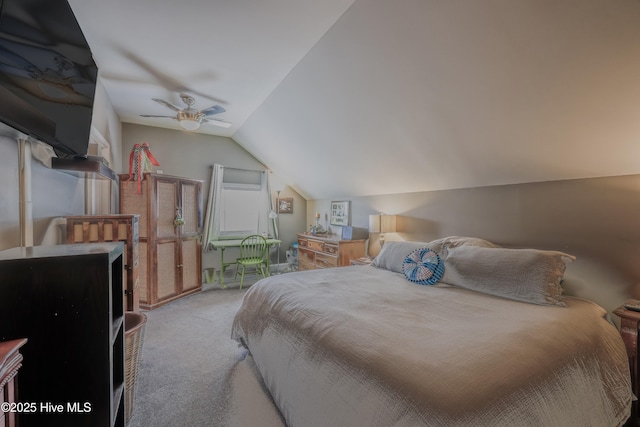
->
127, 142, 160, 194
402, 248, 445, 285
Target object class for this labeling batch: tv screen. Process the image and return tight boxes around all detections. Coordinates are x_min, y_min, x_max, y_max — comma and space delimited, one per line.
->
0, 0, 97, 157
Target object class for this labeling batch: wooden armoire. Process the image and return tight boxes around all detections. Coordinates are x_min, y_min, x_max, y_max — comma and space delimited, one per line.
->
119, 173, 203, 310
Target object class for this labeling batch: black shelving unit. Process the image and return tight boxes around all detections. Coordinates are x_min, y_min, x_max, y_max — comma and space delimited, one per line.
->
0, 243, 125, 427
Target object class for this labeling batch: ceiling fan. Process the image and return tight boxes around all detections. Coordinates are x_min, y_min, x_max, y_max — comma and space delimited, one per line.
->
141, 94, 232, 130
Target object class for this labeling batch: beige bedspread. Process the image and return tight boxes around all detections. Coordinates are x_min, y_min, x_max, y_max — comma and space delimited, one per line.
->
231, 266, 632, 426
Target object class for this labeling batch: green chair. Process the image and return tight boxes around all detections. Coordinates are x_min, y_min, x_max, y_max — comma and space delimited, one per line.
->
234, 235, 268, 289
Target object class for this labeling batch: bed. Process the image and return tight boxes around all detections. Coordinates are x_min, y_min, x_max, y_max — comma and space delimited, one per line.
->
231, 237, 633, 426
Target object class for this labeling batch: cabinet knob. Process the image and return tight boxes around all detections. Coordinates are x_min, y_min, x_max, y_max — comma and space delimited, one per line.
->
177, 264, 183, 268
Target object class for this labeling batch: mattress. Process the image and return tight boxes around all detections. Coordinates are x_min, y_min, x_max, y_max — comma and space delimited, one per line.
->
232, 265, 632, 426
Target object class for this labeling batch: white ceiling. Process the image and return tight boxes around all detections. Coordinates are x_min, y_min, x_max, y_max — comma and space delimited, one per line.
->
69, 0, 640, 200
67, 0, 356, 137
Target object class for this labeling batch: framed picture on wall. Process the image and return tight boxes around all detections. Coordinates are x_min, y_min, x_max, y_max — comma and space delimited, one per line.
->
330, 201, 351, 226
278, 198, 293, 214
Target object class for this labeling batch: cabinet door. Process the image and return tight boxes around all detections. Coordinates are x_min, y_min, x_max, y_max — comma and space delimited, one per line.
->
180, 180, 201, 236
153, 178, 180, 302
178, 180, 202, 292
181, 239, 200, 292
156, 241, 178, 301
138, 242, 148, 303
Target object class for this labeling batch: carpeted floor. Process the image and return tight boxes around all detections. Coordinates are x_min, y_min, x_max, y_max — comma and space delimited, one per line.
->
126, 279, 286, 427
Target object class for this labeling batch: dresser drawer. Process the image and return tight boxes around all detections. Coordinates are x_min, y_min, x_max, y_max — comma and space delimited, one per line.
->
308, 240, 324, 252
299, 248, 315, 264
315, 252, 338, 269
298, 259, 314, 271
324, 243, 338, 255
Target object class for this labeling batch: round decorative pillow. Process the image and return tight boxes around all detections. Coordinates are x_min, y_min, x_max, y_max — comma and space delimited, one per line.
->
402, 248, 445, 285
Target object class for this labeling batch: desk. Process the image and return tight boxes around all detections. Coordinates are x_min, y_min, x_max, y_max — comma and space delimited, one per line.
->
209, 238, 281, 287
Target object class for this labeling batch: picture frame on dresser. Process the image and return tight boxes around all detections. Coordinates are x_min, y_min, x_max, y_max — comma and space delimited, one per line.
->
341, 225, 353, 240
330, 201, 351, 226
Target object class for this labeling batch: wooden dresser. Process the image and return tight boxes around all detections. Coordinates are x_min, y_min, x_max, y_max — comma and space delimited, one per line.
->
66, 215, 140, 311
297, 233, 366, 270
120, 173, 203, 310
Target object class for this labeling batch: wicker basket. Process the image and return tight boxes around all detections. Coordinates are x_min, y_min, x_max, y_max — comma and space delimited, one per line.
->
125, 311, 147, 423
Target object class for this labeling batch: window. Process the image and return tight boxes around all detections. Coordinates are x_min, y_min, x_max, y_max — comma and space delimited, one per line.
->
218, 182, 263, 237
203, 164, 272, 248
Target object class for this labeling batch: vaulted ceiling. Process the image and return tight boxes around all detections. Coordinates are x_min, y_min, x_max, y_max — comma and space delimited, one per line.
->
69, 0, 640, 200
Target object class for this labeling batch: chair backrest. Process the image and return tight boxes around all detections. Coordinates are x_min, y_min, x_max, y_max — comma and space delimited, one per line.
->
239, 235, 268, 262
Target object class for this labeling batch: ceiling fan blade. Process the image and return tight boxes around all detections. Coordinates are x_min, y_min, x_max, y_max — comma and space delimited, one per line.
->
200, 105, 226, 116
202, 117, 232, 128
140, 114, 176, 118
152, 98, 182, 112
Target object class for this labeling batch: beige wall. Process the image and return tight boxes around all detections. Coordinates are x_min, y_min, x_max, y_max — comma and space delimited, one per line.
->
308, 174, 640, 318
0, 133, 24, 249
92, 80, 123, 174
121, 123, 307, 271
273, 186, 307, 258
0, 79, 121, 251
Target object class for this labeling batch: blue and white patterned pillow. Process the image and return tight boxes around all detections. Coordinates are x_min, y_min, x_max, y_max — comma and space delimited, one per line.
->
402, 248, 445, 285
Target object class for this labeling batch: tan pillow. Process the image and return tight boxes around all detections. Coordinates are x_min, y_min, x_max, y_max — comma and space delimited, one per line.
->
442, 246, 575, 306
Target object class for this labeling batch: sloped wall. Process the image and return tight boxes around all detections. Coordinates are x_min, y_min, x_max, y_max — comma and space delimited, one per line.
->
308, 174, 640, 317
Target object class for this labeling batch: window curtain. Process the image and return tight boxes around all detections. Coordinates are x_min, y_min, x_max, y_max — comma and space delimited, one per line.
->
202, 164, 272, 252
202, 164, 223, 251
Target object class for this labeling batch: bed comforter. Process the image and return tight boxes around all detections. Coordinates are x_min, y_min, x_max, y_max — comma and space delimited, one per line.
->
231, 265, 632, 427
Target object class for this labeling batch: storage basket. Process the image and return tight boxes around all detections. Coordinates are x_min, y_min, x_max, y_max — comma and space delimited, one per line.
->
125, 311, 147, 423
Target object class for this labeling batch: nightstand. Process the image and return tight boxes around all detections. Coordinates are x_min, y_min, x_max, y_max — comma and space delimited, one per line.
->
614, 302, 640, 426
350, 256, 373, 266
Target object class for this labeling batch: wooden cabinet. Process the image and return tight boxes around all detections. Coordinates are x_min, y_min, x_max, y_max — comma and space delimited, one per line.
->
65, 215, 140, 311
120, 173, 203, 310
0, 243, 125, 427
297, 233, 366, 271
0, 338, 27, 427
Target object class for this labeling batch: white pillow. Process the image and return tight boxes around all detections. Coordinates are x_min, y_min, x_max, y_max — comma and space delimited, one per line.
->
442, 246, 575, 306
371, 241, 429, 273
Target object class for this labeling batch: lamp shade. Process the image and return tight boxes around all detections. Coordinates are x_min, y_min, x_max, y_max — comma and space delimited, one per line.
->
369, 214, 397, 233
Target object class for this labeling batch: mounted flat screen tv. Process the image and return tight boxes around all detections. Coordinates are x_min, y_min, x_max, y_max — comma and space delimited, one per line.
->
0, 0, 97, 157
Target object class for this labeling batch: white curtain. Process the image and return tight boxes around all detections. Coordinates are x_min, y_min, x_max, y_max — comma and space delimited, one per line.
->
202, 164, 272, 251
202, 164, 223, 250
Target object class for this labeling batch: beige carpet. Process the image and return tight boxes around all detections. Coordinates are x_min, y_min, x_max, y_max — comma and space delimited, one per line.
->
126, 280, 286, 427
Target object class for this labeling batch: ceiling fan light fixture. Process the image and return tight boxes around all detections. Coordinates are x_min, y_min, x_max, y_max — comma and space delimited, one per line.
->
177, 110, 202, 131
179, 118, 201, 131
143, 95, 231, 130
